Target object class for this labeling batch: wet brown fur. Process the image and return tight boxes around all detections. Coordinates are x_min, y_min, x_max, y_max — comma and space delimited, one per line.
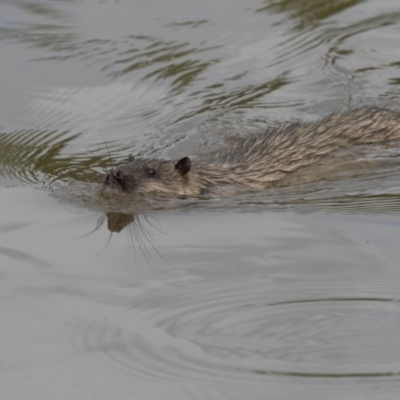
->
102, 107, 400, 198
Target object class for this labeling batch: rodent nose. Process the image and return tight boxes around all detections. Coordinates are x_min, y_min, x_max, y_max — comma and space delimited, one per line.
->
104, 168, 121, 184
105, 168, 121, 181
112, 168, 122, 180
103, 168, 129, 192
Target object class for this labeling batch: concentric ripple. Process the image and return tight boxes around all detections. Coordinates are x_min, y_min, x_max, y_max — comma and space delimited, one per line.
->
71, 279, 400, 387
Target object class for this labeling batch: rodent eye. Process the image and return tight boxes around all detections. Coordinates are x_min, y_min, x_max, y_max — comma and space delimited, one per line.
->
147, 168, 156, 177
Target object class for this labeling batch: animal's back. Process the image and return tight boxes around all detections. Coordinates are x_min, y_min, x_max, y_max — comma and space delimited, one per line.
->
198, 107, 400, 189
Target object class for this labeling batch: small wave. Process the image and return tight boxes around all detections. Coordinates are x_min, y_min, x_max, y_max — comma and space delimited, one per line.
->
70, 278, 400, 391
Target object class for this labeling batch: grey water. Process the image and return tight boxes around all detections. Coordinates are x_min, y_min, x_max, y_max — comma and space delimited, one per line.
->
2, 0, 400, 399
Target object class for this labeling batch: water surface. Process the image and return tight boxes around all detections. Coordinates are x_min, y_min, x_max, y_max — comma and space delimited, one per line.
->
2, 0, 400, 399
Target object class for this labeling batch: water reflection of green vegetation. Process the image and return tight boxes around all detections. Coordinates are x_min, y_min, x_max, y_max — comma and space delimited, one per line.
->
0, 20, 290, 114
173, 74, 290, 124
110, 38, 221, 92
0, 128, 124, 185
2, 24, 222, 93
258, 0, 364, 29
21, 3, 69, 20
165, 20, 209, 29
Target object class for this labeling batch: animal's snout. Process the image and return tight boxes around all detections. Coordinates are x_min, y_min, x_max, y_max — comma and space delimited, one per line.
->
111, 168, 122, 181
103, 168, 129, 192
104, 168, 122, 184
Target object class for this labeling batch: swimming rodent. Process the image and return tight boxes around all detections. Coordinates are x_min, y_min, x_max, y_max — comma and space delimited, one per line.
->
101, 107, 400, 199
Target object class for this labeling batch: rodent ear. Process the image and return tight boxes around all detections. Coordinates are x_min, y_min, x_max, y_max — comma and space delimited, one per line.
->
175, 157, 191, 176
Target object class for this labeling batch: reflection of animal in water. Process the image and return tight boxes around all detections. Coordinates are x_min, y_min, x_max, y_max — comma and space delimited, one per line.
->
101, 107, 400, 199
93, 212, 169, 267
105, 212, 135, 233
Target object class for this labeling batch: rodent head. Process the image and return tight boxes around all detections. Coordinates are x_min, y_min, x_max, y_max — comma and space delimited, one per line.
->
101, 155, 192, 199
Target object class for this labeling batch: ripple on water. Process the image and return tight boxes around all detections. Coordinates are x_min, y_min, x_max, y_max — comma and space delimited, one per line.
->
2, 125, 400, 214
71, 279, 400, 390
